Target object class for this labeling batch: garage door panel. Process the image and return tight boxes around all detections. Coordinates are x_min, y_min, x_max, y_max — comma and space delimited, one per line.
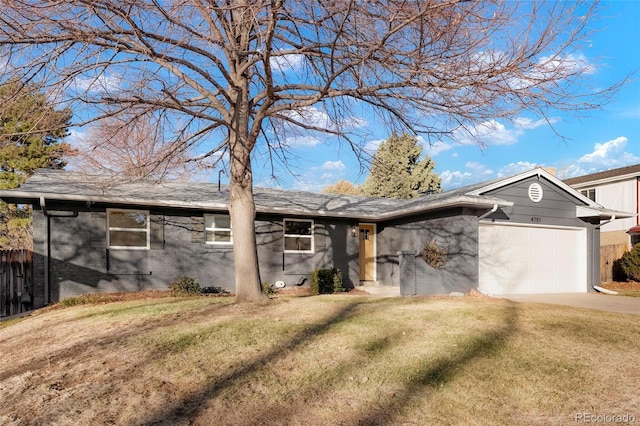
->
479, 224, 587, 295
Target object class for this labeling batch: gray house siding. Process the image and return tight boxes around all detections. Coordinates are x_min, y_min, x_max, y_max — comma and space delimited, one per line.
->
484, 176, 587, 227
376, 210, 480, 295
255, 217, 359, 289
481, 176, 600, 292
29, 202, 360, 305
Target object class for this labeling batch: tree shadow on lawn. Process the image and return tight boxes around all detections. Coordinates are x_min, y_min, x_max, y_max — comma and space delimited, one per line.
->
139, 299, 520, 426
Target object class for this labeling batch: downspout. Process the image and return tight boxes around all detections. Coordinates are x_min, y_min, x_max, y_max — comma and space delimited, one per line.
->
40, 196, 50, 305
478, 204, 498, 220
593, 215, 618, 294
596, 215, 616, 230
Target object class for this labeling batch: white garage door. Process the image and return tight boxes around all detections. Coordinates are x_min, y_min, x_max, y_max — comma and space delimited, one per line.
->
478, 223, 587, 295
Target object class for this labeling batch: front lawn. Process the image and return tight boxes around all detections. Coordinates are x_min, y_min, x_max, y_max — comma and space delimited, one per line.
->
0, 294, 638, 425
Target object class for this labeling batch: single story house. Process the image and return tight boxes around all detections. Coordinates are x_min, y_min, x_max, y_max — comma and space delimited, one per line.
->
0, 168, 631, 307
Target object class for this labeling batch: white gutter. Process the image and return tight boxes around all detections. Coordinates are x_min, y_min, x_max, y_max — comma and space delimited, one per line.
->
3, 190, 513, 222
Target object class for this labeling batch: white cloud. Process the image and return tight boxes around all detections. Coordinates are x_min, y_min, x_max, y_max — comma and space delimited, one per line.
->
560, 136, 640, 178
453, 115, 558, 148
578, 136, 628, 164
73, 73, 122, 93
497, 161, 538, 178
286, 136, 322, 147
321, 160, 346, 171
538, 53, 596, 76
421, 139, 454, 157
364, 138, 385, 155
270, 54, 306, 71
440, 170, 473, 189
283, 106, 366, 133
454, 120, 518, 146
513, 117, 556, 130
440, 161, 494, 189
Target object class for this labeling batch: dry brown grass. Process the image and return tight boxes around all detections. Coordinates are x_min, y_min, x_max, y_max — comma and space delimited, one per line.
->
1, 294, 639, 425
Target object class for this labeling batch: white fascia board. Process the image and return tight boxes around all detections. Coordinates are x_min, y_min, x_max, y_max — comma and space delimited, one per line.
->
2, 189, 513, 222
576, 205, 635, 219
568, 173, 640, 189
467, 168, 601, 208
0, 190, 230, 211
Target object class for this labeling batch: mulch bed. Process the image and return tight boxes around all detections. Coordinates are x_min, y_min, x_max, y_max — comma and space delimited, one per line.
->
600, 281, 640, 291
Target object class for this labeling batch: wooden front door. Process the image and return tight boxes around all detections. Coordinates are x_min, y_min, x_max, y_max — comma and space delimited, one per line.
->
359, 224, 375, 281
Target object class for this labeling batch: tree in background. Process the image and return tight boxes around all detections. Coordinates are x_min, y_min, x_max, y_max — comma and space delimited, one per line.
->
0, 1, 624, 301
0, 81, 72, 189
362, 134, 441, 199
72, 111, 208, 181
322, 180, 362, 196
0, 81, 73, 250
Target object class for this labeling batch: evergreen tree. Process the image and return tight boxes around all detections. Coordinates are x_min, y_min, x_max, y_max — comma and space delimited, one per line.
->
0, 80, 73, 249
362, 133, 441, 199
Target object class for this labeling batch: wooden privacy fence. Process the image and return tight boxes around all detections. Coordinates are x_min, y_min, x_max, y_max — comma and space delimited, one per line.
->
0, 250, 33, 318
600, 243, 628, 283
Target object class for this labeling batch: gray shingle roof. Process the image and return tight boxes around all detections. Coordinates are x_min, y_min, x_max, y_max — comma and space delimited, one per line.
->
563, 164, 640, 186
2, 169, 510, 221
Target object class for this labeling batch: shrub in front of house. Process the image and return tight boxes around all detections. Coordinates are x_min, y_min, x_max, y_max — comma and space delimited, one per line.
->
310, 267, 345, 295
170, 276, 202, 296
201, 286, 229, 295
261, 282, 276, 296
620, 243, 640, 282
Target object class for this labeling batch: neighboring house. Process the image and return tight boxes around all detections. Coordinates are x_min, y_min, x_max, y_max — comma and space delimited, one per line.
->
0, 168, 631, 308
564, 164, 640, 282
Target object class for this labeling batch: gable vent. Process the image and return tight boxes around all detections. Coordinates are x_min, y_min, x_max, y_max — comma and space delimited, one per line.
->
528, 182, 543, 203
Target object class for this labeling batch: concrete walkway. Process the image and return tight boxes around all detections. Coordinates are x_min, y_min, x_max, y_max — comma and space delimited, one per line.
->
504, 293, 640, 316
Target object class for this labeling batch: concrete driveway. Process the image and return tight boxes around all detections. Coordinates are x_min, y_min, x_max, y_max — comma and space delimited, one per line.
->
504, 293, 640, 316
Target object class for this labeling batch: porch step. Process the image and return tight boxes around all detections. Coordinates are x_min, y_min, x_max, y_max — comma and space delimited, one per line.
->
358, 281, 400, 297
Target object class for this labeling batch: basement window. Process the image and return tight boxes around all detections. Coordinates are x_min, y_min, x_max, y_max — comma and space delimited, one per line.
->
284, 219, 314, 253
107, 209, 150, 249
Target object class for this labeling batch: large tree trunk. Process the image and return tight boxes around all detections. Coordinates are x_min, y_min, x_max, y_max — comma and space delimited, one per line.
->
228, 164, 265, 302
228, 77, 266, 302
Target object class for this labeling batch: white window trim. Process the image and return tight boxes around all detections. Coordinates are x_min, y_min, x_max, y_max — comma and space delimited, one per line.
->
283, 218, 314, 253
107, 208, 150, 250
205, 214, 233, 245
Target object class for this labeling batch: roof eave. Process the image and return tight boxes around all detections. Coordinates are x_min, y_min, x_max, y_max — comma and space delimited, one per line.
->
576, 205, 636, 220
0, 190, 513, 222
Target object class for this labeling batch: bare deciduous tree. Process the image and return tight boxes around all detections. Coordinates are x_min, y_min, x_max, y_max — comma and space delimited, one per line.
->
0, 0, 622, 301
71, 112, 207, 180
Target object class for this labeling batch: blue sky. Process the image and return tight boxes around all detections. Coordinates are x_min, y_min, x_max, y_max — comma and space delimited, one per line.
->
253, 1, 640, 192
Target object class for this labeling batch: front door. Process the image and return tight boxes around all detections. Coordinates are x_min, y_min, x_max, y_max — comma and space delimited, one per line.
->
359, 223, 376, 281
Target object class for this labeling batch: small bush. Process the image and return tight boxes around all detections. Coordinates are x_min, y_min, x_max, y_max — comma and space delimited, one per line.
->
262, 282, 276, 295
201, 286, 229, 295
310, 267, 344, 295
333, 268, 345, 293
620, 243, 640, 282
170, 276, 202, 296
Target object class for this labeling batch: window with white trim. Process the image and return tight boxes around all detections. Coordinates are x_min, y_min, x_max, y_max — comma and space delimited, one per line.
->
284, 219, 313, 252
581, 188, 596, 201
107, 209, 150, 249
205, 214, 232, 244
